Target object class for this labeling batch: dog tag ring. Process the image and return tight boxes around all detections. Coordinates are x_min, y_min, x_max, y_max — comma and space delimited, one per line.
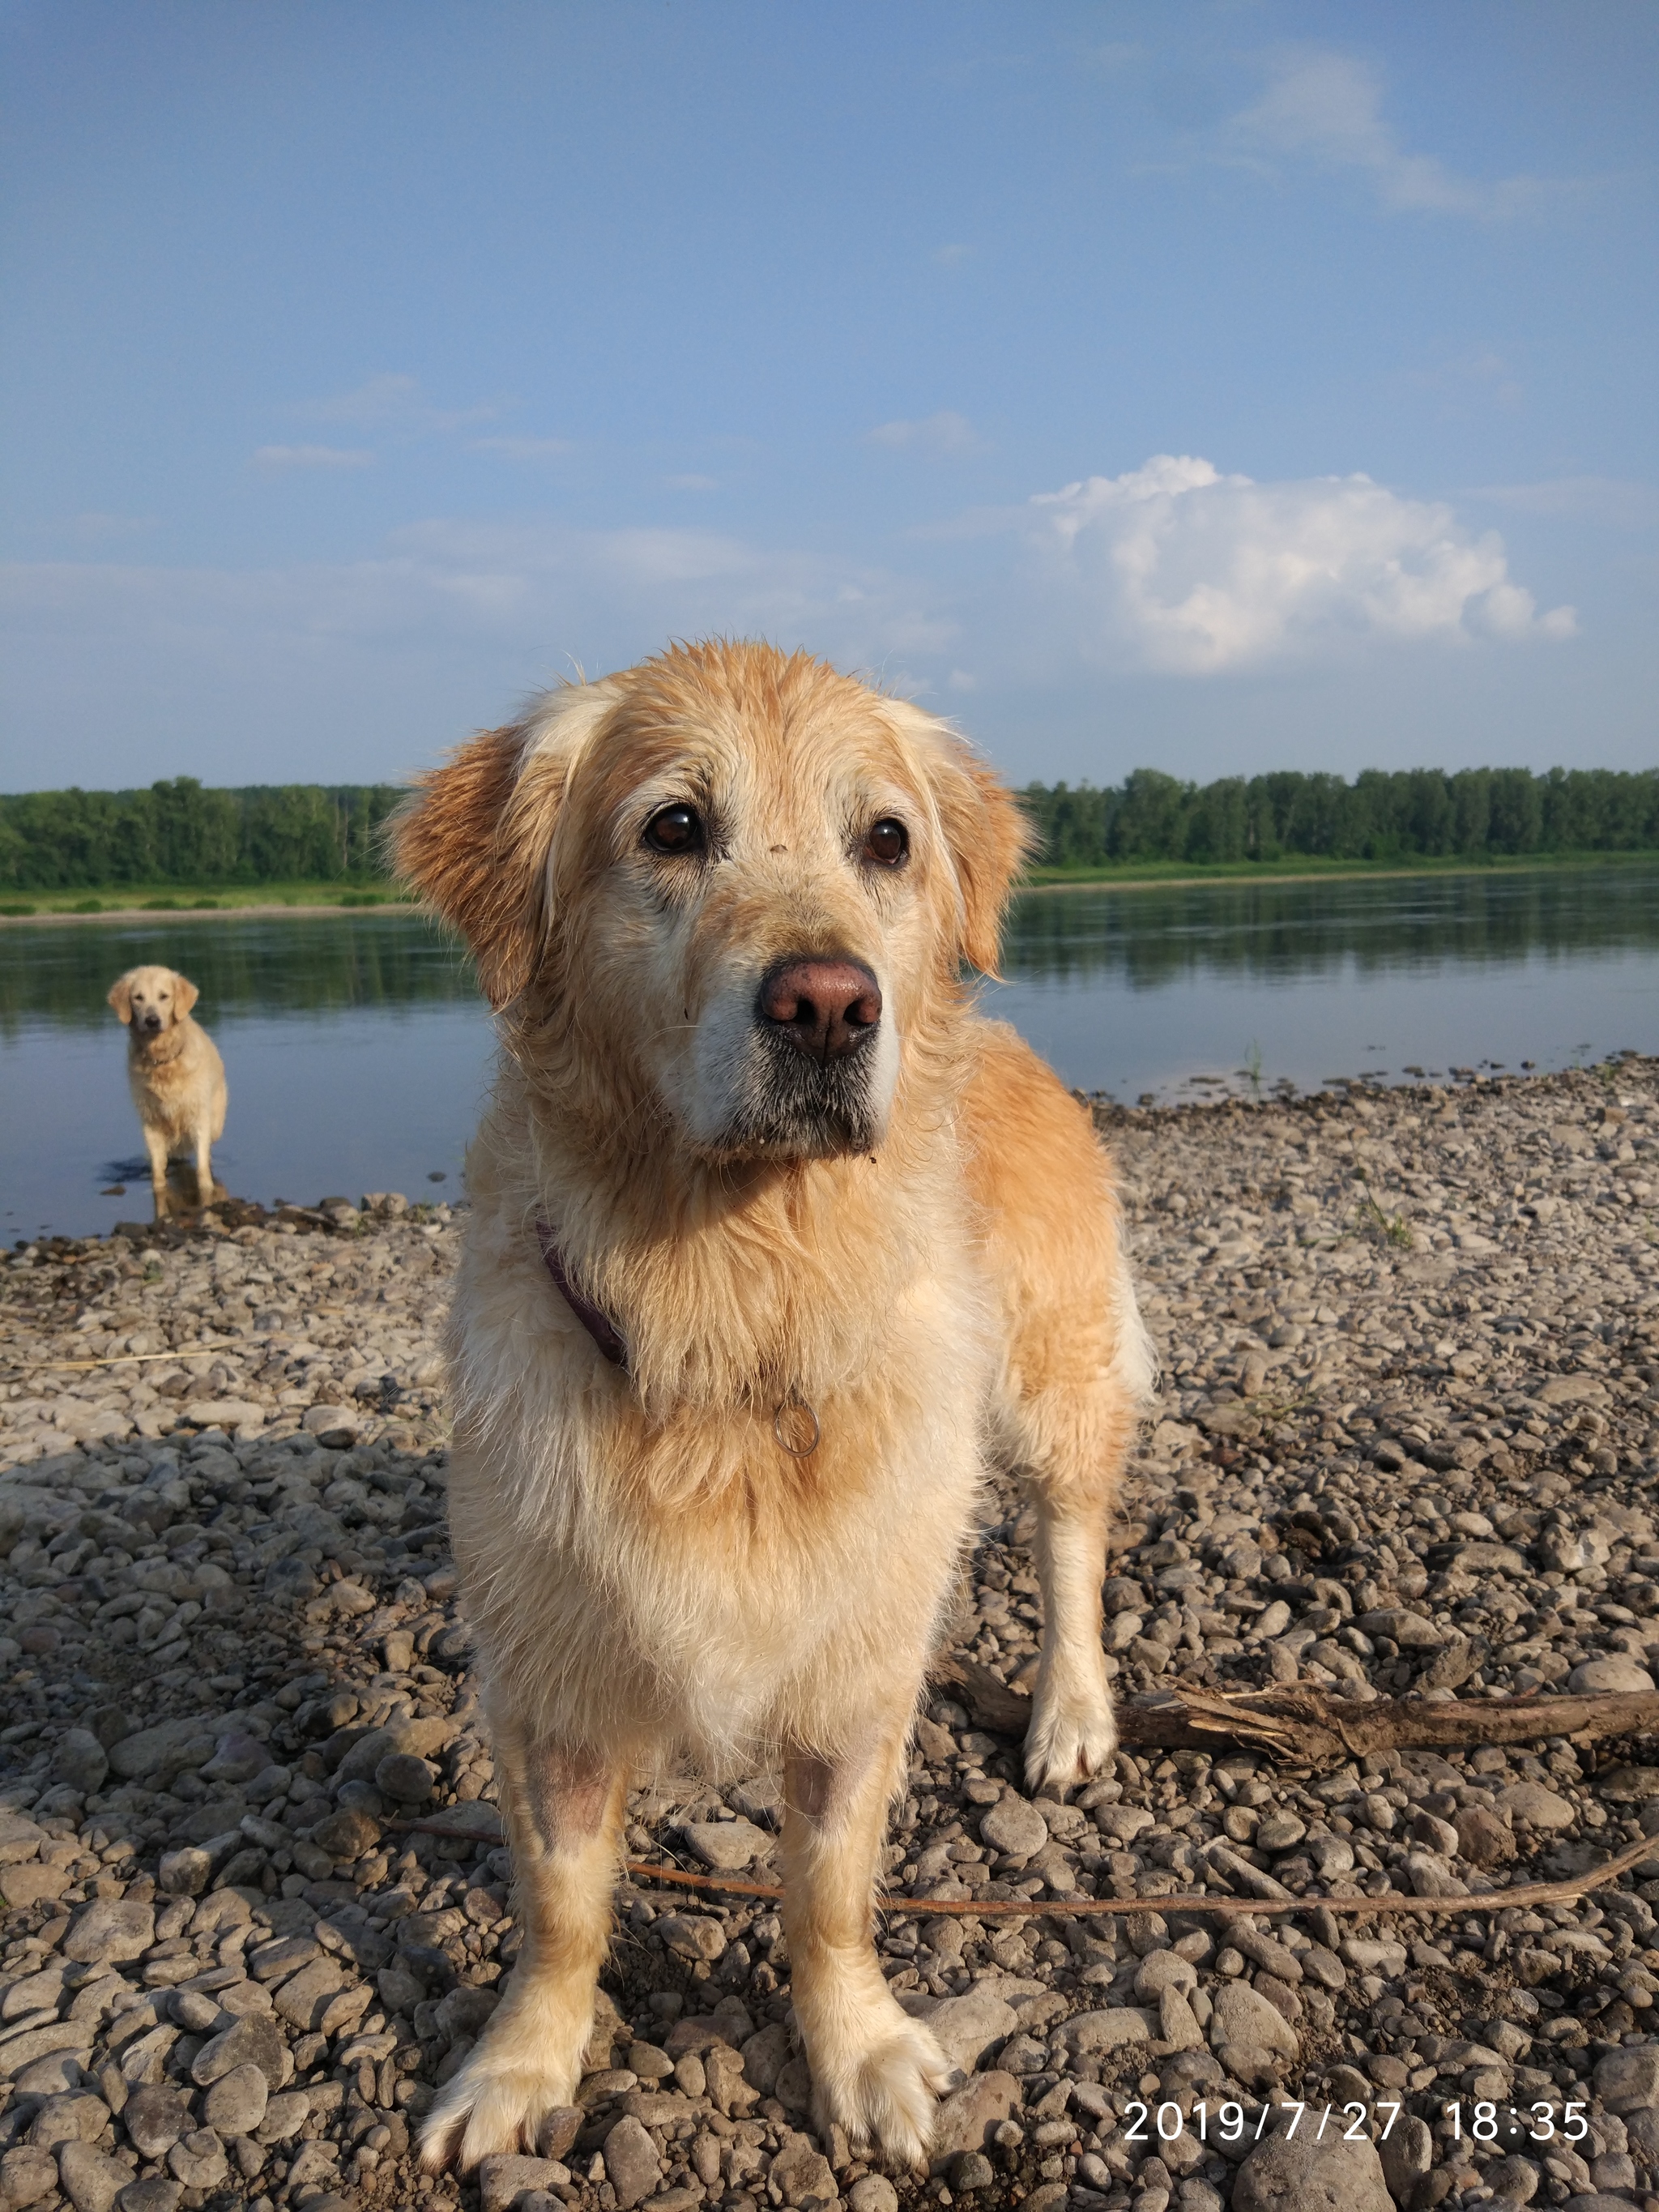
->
773, 1394, 821, 1458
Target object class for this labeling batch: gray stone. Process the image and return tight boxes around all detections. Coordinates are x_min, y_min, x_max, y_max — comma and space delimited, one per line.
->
949, 2150, 996, 2192
270, 1958, 351, 2031
1568, 1655, 1654, 1694
63, 1901, 154, 1966
477, 2154, 575, 2212
0, 2146, 58, 2210
1232, 2120, 1392, 2212
1358, 1608, 1443, 1649
105, 1718, 214, 1784
165, 2129, 226, 2189
602, 2114, 661, 2210
932, 2071, 1021, 2161
28, 2095, 109, 2149
849, 2178, 901, 2212
1063, 2007, 1159, 2056
1208, 1980, 1300, 2086
655, 1913, 727, 1962
373, 1751, 436, 1804
154, 1848, 210, 1898
676, 1817, 773, 1872
190, 2012, 288, 2091
198, 1732, 267, 1785
979, 1794, 1049, 1860
50, 1732, 110, 1798
200, 2064, 267, 2137
55, 2142, 129, 2212
914, 1989, 1016, 2074
118, 2087, 192, 2163
1593, 2044, 1659, 2112
1379, 2116, 1434, 2200
1484, 2156, 1539, 2202
1499, 1782, 1577, 1832
116, 2183, 182, 2212
1134, 1949, 1198, 1999
167, 1991, 221, 2034
770, 2133, 838, 2207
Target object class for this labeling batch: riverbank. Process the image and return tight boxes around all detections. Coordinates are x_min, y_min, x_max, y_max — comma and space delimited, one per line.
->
1021, 849, 1659, 894
3, 1063, 1659, 2212
0, 886, 412, 925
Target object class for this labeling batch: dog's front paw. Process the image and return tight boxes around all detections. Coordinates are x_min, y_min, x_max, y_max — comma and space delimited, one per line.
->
1023, 1672, 1118, 1793
808, 2003, 957, 2166
419, 2007, 585, 2173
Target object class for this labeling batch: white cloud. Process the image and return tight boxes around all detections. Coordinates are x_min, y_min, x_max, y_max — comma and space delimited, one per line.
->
467, 436, 574, 461
250, 445, 373, 471
664, 472, 719, 491
867, 409, 984, 457
1024, 454, 1576, 672
1229, 50, 1559, 219
932, 243, 971, 267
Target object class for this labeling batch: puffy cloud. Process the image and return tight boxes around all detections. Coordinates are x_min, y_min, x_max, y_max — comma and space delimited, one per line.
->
250, 444, 373, 471
1025, 454, 1576, 673
867, 409, 983, 456
1229, 50, 1558, 219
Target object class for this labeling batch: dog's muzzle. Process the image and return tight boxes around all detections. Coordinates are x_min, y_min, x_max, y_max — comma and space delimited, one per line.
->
719, 954, 888, 1156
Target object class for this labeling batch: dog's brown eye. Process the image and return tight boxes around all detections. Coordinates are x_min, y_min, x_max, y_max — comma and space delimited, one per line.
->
864, 818, 908, 867
643, 804, 704, 856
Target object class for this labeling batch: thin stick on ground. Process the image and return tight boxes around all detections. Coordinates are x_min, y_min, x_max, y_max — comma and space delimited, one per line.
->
936, 1655, 1659, 1766
387, 1822, 1652, 1923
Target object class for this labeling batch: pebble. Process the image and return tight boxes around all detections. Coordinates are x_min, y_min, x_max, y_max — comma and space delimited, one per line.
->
2, 1079, 1658, 2210
1233, 2121, 1392, 2212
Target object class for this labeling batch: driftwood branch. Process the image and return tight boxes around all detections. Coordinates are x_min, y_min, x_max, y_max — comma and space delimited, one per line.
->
935, 1655, 1659, 1767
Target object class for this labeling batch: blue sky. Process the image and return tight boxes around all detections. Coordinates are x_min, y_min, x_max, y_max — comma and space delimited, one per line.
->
2, 0, 1654, 792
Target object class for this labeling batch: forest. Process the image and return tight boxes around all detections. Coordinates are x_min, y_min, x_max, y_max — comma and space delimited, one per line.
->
0, 779, 403, 890
2, 764, 1657, 893
1017, 765, 1659, 870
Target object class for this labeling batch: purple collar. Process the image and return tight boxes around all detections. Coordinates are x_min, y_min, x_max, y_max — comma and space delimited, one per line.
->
535, 1219, 629, 1369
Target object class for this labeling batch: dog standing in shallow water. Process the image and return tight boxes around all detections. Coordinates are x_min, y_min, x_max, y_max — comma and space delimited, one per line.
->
106, 965, 227, 1213
394, 641, 1151, 2171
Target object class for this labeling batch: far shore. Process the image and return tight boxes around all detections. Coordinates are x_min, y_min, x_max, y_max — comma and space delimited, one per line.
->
4, 845, 1659, 925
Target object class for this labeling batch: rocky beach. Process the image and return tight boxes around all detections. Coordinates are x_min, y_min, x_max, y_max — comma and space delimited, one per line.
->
3, 1061, 1659, 2212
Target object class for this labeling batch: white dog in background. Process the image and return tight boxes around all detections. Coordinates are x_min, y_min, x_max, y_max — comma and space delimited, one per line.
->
107, 965, 227, 1211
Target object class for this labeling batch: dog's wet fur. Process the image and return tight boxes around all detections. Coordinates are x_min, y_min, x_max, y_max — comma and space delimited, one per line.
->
393, 641, 1151, 2171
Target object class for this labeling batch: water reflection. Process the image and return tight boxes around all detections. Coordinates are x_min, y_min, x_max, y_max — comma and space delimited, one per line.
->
0, 912, 473, 1036
1004, 865, 1659, 987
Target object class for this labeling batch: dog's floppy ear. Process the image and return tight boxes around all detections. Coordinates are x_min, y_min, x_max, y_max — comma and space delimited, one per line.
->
106, 973, 134, 1025
172, 974, 199, 1018
391, 685, 614, 1010
895, 710, 1033, 977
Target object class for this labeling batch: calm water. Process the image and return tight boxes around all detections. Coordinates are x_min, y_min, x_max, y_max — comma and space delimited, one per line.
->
3, 865, 1657, 1239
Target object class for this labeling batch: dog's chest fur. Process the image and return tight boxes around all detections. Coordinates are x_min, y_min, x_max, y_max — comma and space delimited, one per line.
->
444, 1085, 996, 1766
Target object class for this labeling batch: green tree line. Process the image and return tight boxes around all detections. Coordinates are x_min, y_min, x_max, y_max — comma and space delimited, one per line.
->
1019, 765, 1659, 869
0, 779, 403, 890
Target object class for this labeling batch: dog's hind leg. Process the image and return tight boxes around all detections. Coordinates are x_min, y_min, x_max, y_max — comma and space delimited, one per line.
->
420, 1723, 626, 2173
783, 1719, 957, 2165
192, 1125, 214, 1207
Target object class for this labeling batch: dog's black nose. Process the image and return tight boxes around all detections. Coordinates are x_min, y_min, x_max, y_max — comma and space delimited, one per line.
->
757, 957, 881, 1061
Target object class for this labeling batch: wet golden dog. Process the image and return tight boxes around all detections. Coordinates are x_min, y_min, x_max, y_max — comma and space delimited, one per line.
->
394, 641, 1149, 2171
106, 965, 227, 1211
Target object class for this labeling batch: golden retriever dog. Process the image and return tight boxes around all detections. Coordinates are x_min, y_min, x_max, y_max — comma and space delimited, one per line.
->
106, 965, 227, 1211
394, 640, 1149, 2171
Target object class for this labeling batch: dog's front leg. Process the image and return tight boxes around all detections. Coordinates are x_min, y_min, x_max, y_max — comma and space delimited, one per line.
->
420, 1728, 626, 2172
192, 1127, 214, 1206
1024, 1490, 1119, 1792
142, 1126, 170, 1219
783, 1722, 956, 2166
